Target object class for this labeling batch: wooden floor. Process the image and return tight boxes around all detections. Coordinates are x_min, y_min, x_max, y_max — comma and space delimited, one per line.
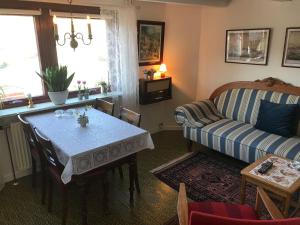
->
0, 131, 188, 225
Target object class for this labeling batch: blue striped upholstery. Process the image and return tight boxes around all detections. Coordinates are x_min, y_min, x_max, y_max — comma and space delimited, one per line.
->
176, 88, 300, 163
184, 119, 300, 163
175, 100, 224, 128
214, 89, 300, 126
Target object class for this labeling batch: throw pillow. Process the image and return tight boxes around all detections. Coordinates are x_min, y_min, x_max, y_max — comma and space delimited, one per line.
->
255, 100, 299, 138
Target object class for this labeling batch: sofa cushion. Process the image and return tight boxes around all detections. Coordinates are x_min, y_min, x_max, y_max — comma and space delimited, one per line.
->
214, 89, 300, 130
188, 202, 258, 220
255, 100, 299, 138
183, 119, 300, 163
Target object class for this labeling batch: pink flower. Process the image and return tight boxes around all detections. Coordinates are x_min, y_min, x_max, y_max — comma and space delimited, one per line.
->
83, 81, 86, 85
77, 80, 81, 84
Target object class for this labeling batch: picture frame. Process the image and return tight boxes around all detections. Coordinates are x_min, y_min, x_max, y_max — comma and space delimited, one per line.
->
282, 27, 300, 68
225, 28, 271, 65
137, 20, 165, 66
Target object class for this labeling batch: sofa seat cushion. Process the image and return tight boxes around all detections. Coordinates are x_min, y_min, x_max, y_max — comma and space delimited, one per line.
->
183, 119, 300, 163
188, 202, 258, 220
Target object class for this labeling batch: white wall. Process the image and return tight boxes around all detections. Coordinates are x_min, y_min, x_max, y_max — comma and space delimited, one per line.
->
136, 1, 202, 132
197, 0, 300, 100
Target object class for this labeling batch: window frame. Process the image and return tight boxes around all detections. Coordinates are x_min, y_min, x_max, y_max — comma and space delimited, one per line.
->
0, 1, 101, 109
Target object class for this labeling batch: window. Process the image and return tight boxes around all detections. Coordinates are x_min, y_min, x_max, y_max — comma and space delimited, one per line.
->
0, 15, 43, 102
55, 17, 109, 92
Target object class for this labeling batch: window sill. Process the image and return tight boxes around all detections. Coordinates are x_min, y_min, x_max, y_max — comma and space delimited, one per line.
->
0, 92, 122, 124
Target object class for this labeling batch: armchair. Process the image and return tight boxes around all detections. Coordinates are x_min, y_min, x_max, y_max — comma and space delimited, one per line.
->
177, 183, 300, 225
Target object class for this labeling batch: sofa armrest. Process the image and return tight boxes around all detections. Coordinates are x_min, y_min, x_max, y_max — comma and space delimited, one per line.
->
175, 99, 223, 128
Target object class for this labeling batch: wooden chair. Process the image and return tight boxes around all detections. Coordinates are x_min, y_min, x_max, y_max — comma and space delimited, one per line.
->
34, 128, 108, 225
117, 107, 142, 193
93, 98, 115, 116
18, 114, 47, 204
177, 183, 300, 225
119, 107, 141, 127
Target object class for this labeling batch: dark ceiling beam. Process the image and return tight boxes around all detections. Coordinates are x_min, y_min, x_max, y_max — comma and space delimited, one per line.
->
138, 0, 231, 7
0, 1, 100, 14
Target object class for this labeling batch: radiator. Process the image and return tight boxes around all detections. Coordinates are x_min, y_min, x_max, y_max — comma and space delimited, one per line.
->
9, 122, 32, 171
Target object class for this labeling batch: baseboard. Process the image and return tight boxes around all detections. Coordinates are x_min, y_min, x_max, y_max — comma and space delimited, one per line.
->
162, 125, 182, 131
3, 168, 32, 183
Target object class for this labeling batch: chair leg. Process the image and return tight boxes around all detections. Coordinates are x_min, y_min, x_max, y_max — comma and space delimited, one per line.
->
134, 160, 140, 194
102, 173, 109, 214
31, 157, 37, 188
41, 167, 47, 205
128, 159, 135, 207
79, 181, 89, 225
61, 187, 68, 225
48, 176, 53, 213
118, 166, 124, 179
186, 140, 193, 152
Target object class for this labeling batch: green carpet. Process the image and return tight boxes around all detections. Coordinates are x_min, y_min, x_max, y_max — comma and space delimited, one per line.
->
0, 131, 188, 225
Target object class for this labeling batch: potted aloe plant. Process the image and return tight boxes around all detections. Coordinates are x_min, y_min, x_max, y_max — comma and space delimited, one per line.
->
37, 65, 75, 105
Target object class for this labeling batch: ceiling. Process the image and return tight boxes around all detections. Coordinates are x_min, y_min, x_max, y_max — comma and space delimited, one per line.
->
138, 0, 232, 7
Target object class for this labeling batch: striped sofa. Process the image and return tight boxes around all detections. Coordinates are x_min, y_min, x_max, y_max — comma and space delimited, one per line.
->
175, 79, 300, 163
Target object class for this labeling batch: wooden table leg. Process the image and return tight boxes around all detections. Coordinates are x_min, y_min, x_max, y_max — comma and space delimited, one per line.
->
283, 195, 291, 218
240, 176, 246, 204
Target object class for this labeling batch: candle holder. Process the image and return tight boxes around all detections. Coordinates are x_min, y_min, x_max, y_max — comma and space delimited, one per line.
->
52, 0, 93, 51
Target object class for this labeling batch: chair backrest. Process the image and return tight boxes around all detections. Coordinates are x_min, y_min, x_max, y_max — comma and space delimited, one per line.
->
189, 211, 300, 225
18, 114, 40, 152
94, 98, 115, 116
34, 128, 61, 168
177, 183, 189, 225
119, 107, 141, 127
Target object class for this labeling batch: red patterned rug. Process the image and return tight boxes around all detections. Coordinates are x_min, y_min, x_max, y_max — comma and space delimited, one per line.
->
151, 151, 257, 205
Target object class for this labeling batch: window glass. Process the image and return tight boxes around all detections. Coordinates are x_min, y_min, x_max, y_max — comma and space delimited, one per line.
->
0, 15, 43, 101
55, 17, 109, 91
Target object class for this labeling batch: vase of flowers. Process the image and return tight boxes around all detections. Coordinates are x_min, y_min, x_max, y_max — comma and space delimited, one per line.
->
99, 81, 108, 94
77, 112, 89, 127
77, 105, 91, 127
83, 81, 89, 99
143, 68, 156, 80
36, 65, 74, 105
77, 81, 84, 100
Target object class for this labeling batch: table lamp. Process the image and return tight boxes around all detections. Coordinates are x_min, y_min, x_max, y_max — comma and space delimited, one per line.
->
159, 64, 167, 78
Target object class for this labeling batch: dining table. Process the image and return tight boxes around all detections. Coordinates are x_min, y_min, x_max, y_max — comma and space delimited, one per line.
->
24, 107, 155, 204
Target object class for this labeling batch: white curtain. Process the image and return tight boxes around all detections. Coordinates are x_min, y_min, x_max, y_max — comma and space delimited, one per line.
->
118, 4, 139, 111
104, 3, 139, 111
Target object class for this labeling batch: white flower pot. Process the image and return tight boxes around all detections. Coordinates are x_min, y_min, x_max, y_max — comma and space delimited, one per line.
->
48, 90, 69, 105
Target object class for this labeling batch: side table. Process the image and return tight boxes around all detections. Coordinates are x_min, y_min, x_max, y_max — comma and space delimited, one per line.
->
240, 154, 300, 218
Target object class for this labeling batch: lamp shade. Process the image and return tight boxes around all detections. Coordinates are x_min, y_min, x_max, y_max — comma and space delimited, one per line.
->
159, 64, 167, 73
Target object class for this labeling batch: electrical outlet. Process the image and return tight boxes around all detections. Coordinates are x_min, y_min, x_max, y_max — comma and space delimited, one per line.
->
158, 122, 164, 130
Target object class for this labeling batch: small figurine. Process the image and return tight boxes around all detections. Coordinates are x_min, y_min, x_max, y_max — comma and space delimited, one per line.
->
27, 93, 34, 108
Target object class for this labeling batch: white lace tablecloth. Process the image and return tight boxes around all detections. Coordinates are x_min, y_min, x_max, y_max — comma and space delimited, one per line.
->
25, 108, 154, 184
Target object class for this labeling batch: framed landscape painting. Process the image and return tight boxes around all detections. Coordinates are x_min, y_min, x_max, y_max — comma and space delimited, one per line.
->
282, 27, 300, 68
138, 20, 165, 66
225, 28, 271, 65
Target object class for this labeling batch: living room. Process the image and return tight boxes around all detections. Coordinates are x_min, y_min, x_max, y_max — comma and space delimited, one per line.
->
0, 0, 300, 225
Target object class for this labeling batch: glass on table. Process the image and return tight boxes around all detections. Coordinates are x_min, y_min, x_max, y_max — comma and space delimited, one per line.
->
54, 109, 64, 118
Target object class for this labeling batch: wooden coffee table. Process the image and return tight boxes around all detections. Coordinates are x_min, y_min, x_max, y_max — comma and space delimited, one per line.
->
240, 154, 300, 217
